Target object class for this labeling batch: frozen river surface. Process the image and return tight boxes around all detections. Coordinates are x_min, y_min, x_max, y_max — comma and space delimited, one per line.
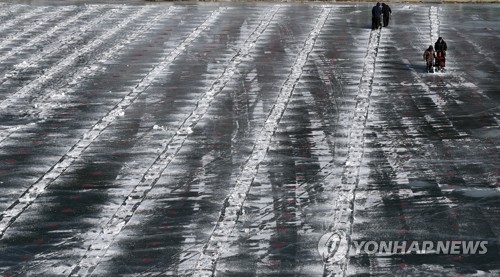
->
0, 1, 499, 276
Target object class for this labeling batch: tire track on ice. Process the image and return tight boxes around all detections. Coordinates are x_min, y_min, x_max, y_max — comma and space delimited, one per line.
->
322, 27, 382, 277
0, 5, 134, 113
0, 5, 159, 239
193, 7, 331, 276
66, 7, 279, 276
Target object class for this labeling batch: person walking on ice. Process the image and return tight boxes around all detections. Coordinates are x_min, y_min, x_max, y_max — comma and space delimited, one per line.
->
382, 3, 392, 27
434, 37, 447, 71
372, 2, 382, 30
423, 45, 435, 73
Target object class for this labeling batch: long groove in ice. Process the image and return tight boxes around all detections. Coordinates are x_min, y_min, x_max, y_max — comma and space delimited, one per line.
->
322, 27, 382, 277
66, 7, 280, 276
193, 7, 332, 276
0, 5, 160, 239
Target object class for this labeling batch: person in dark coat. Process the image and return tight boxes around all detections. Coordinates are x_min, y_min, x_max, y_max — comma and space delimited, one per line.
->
372, 2, 382, 30
382, 3, 392, 27
434, 37, 447, 57
423, 45, 435, 73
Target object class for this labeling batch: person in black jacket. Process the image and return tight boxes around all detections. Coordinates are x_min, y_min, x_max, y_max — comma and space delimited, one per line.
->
434, 37, 447, 57
372, 2, 382, 30
434, 37, 447, 71
382, 3, 392, 27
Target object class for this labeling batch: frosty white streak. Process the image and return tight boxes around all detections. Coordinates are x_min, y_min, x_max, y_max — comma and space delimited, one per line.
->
0, 5, 133, 112
0, 6, 153, 238
67, 7, 280, 276
323, 27, 382, 277
383, 7, 464, 210
194, 7, 331, 277
429, 6, 440, 46
0, 6, 48, 35
429, 7, 498, 125
35, 6, 180, 119
0, 6, 179, 275
0, 6, 102, 87
0, 6, 91, 65
0, 7, 112, 145
0, 7, 75, 56
405, 7, 468, 138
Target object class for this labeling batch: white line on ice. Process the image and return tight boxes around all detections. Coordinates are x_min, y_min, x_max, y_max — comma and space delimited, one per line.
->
0, 3, 23, 17
0, 5, 155, 238
0, 7, 74, 52
0, 6, 102, 89
63, 7, 231, 276
322, 26, 382, 277
0, 8, 104, 144
194, 7, 332, 276
429, 6, 440, 45
0, 5, 131, 112
66, 7, 284, 276
0, 6, 49, 35
0, 6, 91, 65
34, 6, 185, 120
405, 6, 468, 138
